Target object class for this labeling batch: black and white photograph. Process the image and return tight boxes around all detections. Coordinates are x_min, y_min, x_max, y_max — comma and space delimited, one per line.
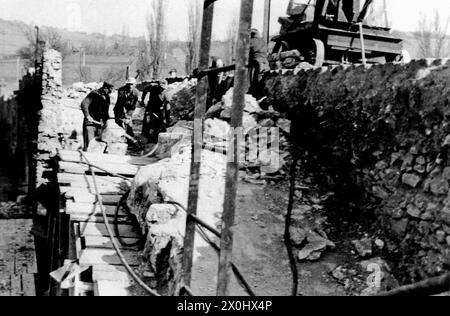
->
0, 0, 449, 300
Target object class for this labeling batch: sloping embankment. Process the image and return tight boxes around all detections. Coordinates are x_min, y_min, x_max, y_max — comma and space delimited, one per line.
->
263, 59, 450, 284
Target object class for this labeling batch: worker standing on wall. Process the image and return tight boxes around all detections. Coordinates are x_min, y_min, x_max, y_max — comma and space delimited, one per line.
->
114, 77, 139, 140
249, 29, 270, 99
81, 82, 114, 151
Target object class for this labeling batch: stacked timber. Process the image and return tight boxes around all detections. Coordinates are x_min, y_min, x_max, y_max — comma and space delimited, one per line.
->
55, 150, 156, 296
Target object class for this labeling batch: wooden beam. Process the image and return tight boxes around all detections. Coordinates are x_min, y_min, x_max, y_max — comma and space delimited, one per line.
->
77, 222, 139, 239
217, 0, 254, 296
58, 161, 139, 178
78, 248, 139, 266
58, 150, 156, 166
183, 0, 215, 288
63, 191, 122, 205
66, 201, 122, 218
263, 0, 271, 44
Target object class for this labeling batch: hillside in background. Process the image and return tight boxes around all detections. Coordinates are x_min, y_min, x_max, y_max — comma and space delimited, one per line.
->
0, 18, 233, 90
1, 18, 449, 92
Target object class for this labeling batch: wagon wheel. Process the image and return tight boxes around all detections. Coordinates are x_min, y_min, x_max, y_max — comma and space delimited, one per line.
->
310, 39, 325, 67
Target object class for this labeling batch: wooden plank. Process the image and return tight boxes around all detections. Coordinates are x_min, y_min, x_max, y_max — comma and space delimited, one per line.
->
327, 34, 401, 54
78, 248, 139, 266
10, 274, 22, 296
92, 265, 133, 282
0, 247, 15, 274
95, 280, 134, 296
78, 222, 140, 239
69, 213, 132, 224
58, 173, 128, 189
58, 150, 156, 167
60, 185, 125, 195
83, 236, 140, 250
183, 0, 215, 289
12, 220, 36, 275
0, 274, 10, 296
58, 161, 140, 177
63, 190, 122, 205
217, 0, 254, 296
66, 202, 120, 218
21, 274, 36, 296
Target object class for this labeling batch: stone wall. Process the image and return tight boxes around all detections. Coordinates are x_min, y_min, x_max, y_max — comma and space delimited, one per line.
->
263, 59, 450, 284
35, 50, 101, 187
36, 49, 63, 187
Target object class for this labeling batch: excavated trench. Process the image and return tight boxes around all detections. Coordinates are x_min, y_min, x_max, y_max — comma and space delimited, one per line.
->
22, 47, 449, 295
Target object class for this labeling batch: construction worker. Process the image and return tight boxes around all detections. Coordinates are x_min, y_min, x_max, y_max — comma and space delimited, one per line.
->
166, 69, 184, 85
249, 29, 270, 99
141, 80, 168, 143
114, 77, 139, 140
81, 82, 114, 151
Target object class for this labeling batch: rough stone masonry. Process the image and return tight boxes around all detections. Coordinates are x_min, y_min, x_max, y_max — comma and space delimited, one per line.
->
263, 59, 450, 284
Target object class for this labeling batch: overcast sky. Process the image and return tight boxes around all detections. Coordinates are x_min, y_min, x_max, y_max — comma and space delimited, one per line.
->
1, 0, 449, 40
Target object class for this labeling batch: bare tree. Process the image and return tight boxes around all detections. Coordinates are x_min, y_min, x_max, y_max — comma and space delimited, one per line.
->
17, 25, 72, 67
185, 0, 202, 74
225, 10, 239, 65
415, 10, 450, 58
145, 0, 168, 80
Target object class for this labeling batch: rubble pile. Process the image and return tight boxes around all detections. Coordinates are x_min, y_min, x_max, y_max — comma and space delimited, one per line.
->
263, 59, 450, 284
127, 142, 227, 295
167, 85, 292, 177
166, 79, 197, 121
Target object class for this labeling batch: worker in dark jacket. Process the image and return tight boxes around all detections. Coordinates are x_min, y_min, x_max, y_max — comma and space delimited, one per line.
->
114, 77, 139, 139
249, 29, 270, 99
141, 81, 168, 143
81, 82, 114, 151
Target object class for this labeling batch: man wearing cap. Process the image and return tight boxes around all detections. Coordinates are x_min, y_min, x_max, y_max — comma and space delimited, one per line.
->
81, 82, 114, 151
249, 29, 270, 99
114, 77, 140, 139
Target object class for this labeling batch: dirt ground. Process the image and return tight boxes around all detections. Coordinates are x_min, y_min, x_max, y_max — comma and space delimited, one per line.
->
190, 181, 350, 296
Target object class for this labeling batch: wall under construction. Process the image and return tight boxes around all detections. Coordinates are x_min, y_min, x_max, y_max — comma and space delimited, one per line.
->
263, 59, 450, 284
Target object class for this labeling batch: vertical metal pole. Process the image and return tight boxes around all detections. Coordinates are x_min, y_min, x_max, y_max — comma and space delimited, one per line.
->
34, 26, 40, 69
217, 0, 254, 297
263, 0, 271, 45
183, 0, 215, 288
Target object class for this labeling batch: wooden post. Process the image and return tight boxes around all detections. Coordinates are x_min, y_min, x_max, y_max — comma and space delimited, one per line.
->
182, 0, 215, 288
382, 0, 389, 27
217, 0, 254, 296
358, 22, 367, 65
263, 0, 271, 45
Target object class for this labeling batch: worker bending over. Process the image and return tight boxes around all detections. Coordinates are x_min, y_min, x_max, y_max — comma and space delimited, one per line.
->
141, 80, 169, 143
114, 77, 139, 140
80, 82, 114, 151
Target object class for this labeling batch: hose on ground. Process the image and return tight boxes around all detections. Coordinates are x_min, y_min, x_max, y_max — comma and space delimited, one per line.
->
78, 150, 161, 296
285, 147, 299, 296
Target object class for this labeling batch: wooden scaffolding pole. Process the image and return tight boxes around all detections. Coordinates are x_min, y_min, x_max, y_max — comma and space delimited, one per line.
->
217, 0, 254, 296
263, 0, 271, 45
182, 0, 215, 288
